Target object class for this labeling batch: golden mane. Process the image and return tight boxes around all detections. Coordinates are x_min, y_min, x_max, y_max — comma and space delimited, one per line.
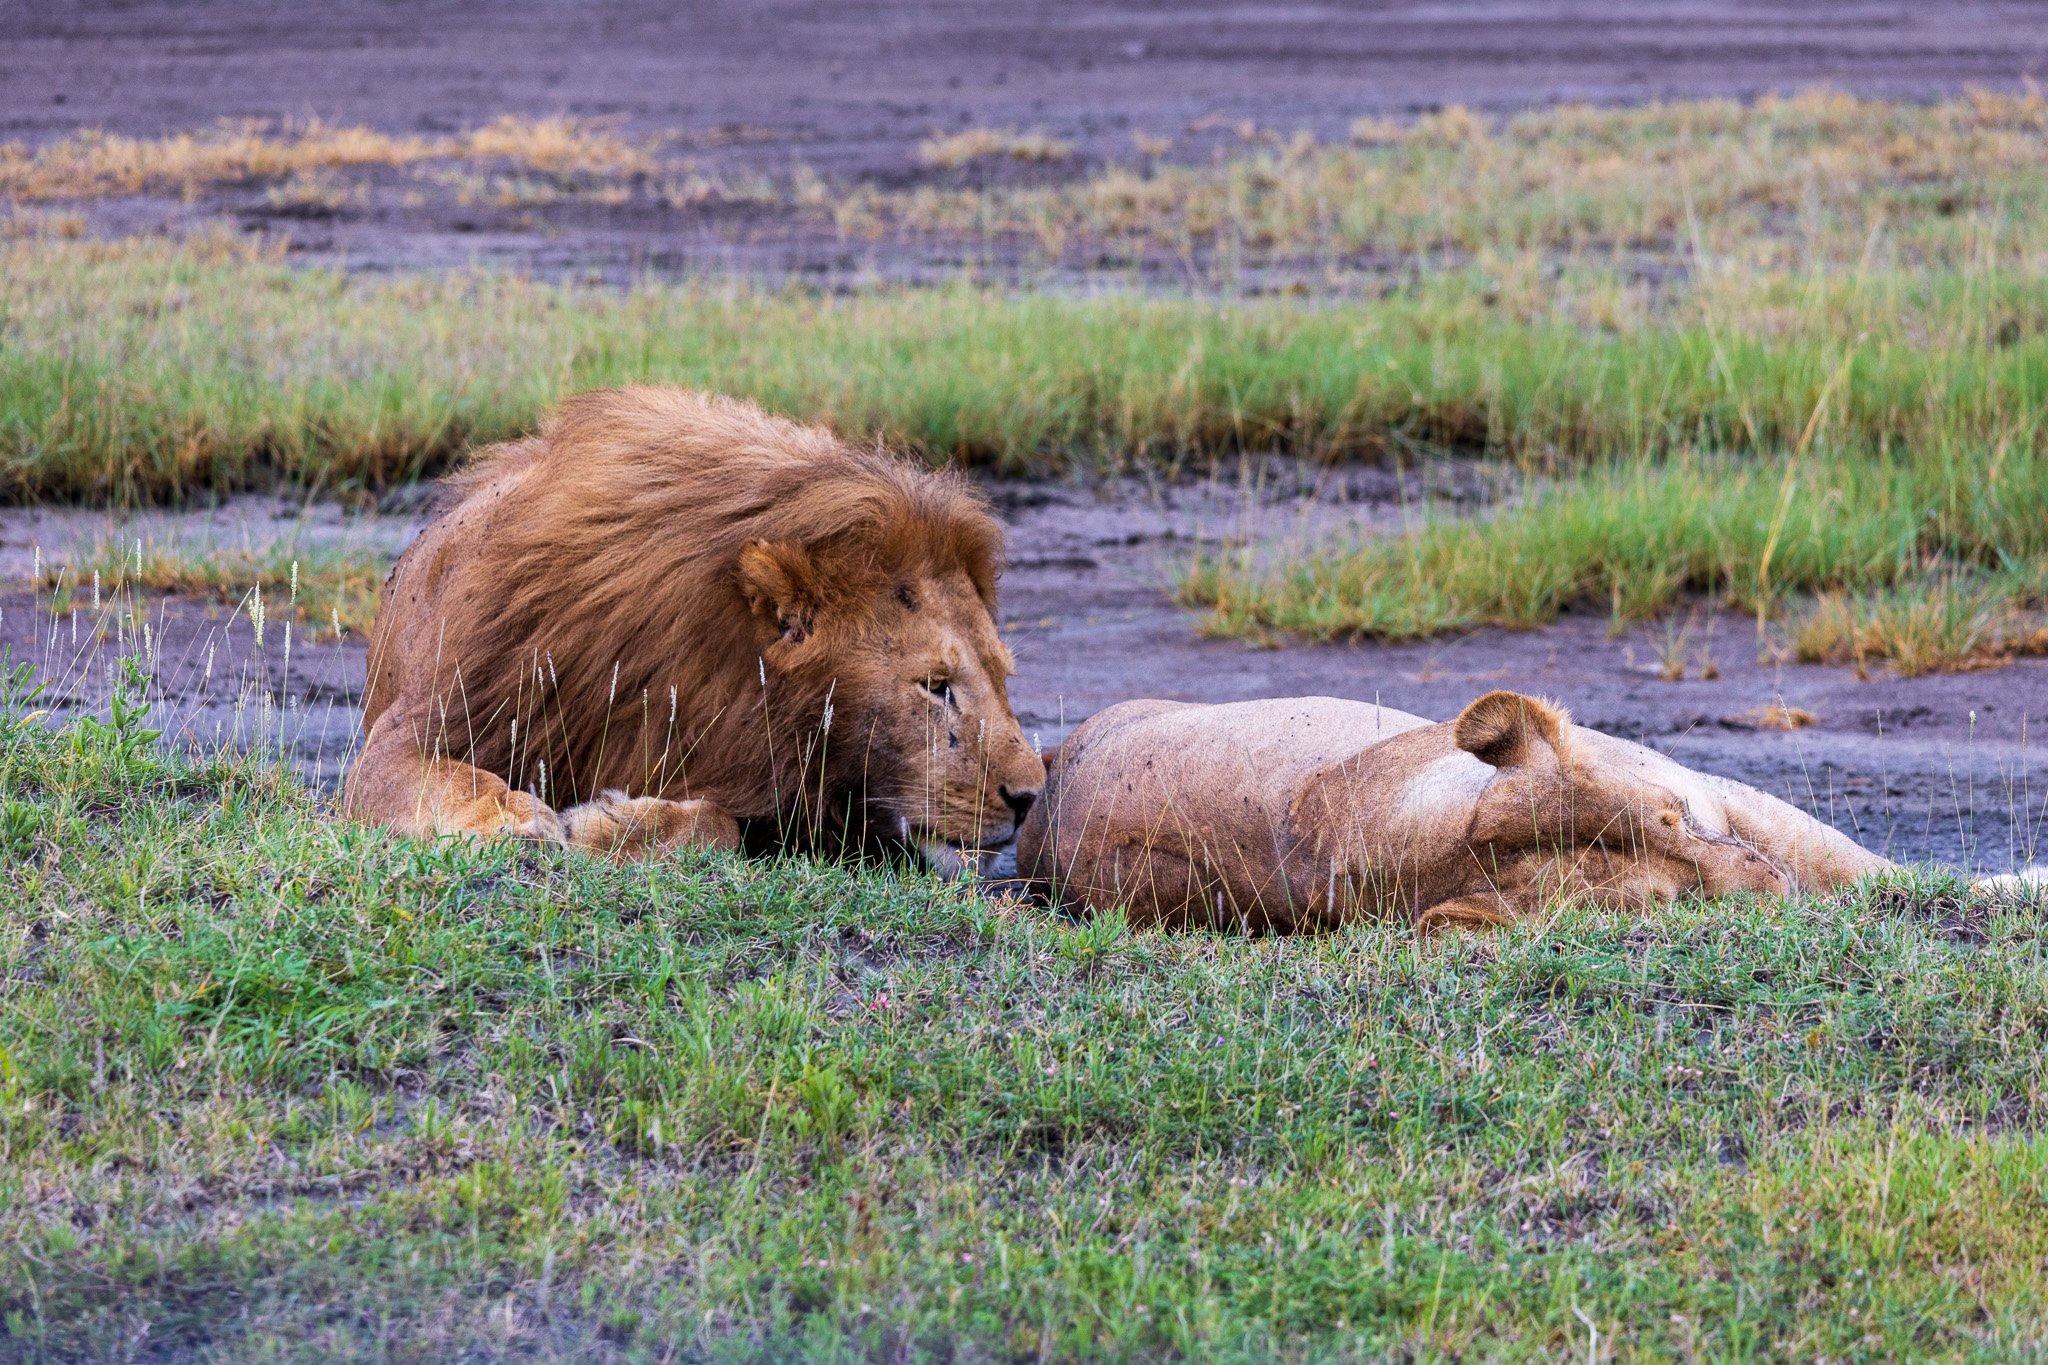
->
370, 386, 1004, 817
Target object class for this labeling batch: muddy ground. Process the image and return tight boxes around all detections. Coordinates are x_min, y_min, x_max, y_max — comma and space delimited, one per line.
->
5, 470, 2044, 878
10, 3, 2048, 285
16, 2, 2043, 158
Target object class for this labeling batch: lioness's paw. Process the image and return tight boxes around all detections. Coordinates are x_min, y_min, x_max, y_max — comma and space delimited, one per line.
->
561, 792, 742, 863
497, 790, 568, 845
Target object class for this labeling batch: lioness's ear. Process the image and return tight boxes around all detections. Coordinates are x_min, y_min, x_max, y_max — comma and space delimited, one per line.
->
737, 539, 824, 648
1454, 690, 1568, 769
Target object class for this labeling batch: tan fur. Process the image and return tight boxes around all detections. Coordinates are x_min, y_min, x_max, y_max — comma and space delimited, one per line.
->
344, 387, 1044, 861
1017, 691, 1893, 932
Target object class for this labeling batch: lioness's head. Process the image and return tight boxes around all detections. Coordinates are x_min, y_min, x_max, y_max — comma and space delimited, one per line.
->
737, 511, 1044, 869
1455, 690, 1790, 906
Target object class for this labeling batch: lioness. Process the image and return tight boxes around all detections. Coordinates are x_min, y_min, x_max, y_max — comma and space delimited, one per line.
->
1016, 691, 1896, 931
345, 387, 1045, 867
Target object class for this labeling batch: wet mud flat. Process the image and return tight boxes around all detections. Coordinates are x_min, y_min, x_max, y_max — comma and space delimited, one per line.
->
15, 2, 2042, 162
8, 3, 2048, 287
4, 469, 2043, 878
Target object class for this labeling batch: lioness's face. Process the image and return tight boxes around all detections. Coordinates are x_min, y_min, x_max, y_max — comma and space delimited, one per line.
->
1479, 756, 1791, 907
864, 569, 1045, 868
1563, 766, 1791, 904
1457, 691, 1790, 910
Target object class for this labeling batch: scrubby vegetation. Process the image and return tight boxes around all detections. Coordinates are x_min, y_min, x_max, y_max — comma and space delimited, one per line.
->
4, 667, 2048, 1360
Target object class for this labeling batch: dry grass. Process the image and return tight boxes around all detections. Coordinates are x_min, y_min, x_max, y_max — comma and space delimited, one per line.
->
18, 91, 2048, 292
917, 127, 1075, 169
262, 170, 370, 214
0, 115, 655, 202
0, 207, 87, 240
1790, 577, 2048, 677
886, 89, 2048, 286
462, 113, 653, 175
1729, 703, 1819, 731
0, 120, 444, 201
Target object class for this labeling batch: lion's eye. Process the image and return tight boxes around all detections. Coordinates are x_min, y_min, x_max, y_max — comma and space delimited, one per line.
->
919, 677, 955, 706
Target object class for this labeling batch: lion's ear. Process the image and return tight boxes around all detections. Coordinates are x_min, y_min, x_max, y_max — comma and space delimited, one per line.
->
1454, 690, 1568, 769
737, 539, 825, 651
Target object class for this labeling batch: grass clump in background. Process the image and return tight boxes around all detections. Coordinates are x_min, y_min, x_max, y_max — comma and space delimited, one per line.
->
0, 114, 654, 202
1183, 443, 2048, 673
5, 663, 2048, 1359
917, 127, 1074, 169
884, 88, 2048, 279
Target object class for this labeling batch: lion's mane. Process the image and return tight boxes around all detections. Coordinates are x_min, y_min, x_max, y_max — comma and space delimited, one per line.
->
364, 386, 1004, 821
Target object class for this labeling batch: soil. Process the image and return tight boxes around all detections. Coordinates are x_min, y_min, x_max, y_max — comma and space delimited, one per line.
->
5, 468, 2044, 878
10, 3, 2048, 286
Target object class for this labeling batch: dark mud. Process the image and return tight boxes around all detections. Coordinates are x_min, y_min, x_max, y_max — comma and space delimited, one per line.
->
15, 2, 2042, 157
10, 3, 2048, 286
5, 471, 2043, 878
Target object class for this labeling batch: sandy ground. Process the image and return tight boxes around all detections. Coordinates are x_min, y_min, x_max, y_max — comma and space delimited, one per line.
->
5, 472, 2044, 878
11, 3, 2048, 285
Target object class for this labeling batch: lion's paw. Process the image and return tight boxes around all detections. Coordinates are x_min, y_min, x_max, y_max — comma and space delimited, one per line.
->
497, 790, 568, 845
561, 792, 742, 863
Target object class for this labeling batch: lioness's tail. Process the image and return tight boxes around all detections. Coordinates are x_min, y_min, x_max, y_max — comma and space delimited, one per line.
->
1977, 865, 2048, 896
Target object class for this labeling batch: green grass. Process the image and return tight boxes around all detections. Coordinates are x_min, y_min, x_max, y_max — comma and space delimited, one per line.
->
9, 235, 2048, 506
1184, 444, 2048, 670
12, 91, 2048, 662
6, 668, 2048, 1360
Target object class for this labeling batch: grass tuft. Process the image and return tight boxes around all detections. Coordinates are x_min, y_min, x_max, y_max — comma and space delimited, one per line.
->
917, 127, 1074, 169
1185, 453, 2048, 673
40, 534, 386, 641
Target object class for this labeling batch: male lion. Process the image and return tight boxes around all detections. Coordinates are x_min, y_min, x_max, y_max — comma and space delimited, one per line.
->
1017, 691, 1898, 932
344, 387, 1045, 866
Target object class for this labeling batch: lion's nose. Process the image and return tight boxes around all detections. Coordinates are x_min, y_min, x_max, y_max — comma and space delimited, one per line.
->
999, 785, 1039, 825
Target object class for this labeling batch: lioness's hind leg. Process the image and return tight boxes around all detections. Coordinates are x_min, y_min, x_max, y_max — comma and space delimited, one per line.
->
560, 792, 742, 863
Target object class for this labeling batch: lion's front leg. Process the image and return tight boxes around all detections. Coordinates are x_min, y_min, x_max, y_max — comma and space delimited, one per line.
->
559, 791, 743, 863
343, 709, 567, 845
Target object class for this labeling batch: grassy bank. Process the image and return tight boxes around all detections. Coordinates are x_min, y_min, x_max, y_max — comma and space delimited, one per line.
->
4, 679, 2048, 1359
7, 234, 2048, 503
1185, 444, 2048, 671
